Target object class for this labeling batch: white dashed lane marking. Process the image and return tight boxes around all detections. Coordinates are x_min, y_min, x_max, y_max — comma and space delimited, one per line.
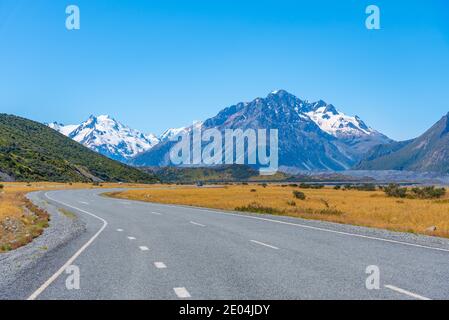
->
127, 236, 136, 240
139, 246, 149, 251
78, 201, 89, 205
174, 287, 191, 298
151, 211, 162, 215
154, 262, 167, 269
385, 285, 431, 300
250, 240, 279, 250
116, 229, 123, 232
190, 221, 206, 227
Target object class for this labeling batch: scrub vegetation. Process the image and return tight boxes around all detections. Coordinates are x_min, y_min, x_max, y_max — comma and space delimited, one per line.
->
107, 184, 449, 238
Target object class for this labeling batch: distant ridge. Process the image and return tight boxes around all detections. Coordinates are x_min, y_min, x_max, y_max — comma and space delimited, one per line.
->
356, 113, 449, 173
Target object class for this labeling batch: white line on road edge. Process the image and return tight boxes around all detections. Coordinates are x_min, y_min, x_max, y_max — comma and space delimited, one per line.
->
184, 208, 449, 253
190, 221, 206, 227
250, 240, 279, 250
127, 236, 136, 240
116, 229, 123, 232
139, 246, 149, 251
154, 262, 167, 269
27, 192, 108, 300
385, 285, 431, 300
174, 287, 191, 298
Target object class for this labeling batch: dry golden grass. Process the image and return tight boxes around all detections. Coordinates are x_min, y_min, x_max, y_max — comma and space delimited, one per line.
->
107, 185, 449, 238
0, 182, 158, 252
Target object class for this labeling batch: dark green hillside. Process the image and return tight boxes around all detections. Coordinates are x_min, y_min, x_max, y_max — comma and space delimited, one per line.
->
145, 165, 263, 183
0, 114, 159, 183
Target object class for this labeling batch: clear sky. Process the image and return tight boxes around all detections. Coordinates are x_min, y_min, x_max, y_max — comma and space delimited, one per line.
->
0, 0, 448, 140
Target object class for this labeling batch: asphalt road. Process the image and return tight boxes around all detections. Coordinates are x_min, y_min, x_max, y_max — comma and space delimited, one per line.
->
6, 189, 449, 300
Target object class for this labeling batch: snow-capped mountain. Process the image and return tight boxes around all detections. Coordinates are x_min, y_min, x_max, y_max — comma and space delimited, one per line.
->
47, 115, 159, 163
47, 122, 79, 136
159, 127, 188, 142
132, 90, 392, 171
305, 102, 374, 138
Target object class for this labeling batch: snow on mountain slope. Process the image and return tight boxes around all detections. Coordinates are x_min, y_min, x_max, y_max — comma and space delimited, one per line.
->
133, 90, 392, 170
159, 121, 203, 142
159, 127, 188, 142
47, 122, 79, 136
305, 102, 374, 138
47, 115, 159, 162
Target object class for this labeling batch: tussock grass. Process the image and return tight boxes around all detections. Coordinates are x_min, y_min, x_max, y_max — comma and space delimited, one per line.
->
107, 185, 449, 238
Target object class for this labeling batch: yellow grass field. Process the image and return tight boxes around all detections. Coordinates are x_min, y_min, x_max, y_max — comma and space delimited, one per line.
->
107, 185, 449, 238
0, 182, 155, 252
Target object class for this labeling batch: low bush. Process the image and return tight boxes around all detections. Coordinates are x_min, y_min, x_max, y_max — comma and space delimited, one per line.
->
410, 186, 446, 199
299, 183, 323, 189
293, 190, 306, 200
383, 184, 446, 199
343, 184, 376, 191
235, 202, 283, 214
383, 184, 407, 198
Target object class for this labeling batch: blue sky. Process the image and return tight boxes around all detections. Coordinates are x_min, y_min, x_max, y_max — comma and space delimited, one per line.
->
0, 0, 448, 140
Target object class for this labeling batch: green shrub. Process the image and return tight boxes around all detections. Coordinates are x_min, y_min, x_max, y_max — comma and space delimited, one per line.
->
299, 183, 323, 189
356, 184, 376, 191
235, 202, 283, 214
410, 186, 446, 199
342, 184, 376, 191
293, 190, 306, 200
383, 184, 407, 198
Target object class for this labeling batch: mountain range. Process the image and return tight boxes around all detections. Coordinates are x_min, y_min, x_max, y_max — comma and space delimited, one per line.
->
130, 90, 391, 170
44, 90, 449, 174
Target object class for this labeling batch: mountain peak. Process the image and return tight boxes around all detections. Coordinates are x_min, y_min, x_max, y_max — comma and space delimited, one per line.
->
267, 89, 294, 98
47, 115, 159, 162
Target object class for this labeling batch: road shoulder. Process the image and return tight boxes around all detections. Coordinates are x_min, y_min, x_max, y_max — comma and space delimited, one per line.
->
0, 191, 86, 298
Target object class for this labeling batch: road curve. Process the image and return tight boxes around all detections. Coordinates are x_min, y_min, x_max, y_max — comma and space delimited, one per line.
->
5, 188, 449, 300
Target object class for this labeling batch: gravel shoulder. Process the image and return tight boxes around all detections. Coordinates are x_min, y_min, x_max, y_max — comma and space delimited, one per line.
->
0, 191, 86, 295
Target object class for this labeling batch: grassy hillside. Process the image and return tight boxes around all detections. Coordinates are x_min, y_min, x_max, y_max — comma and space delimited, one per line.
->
0, 114, 159, 183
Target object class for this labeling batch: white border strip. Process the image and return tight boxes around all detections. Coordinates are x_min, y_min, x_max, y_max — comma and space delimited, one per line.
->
190, 221, 206, 227
174, 287, 191, 298
385, 285, 431, 300
250, 240, 279, 250
27, 192, 108, 300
